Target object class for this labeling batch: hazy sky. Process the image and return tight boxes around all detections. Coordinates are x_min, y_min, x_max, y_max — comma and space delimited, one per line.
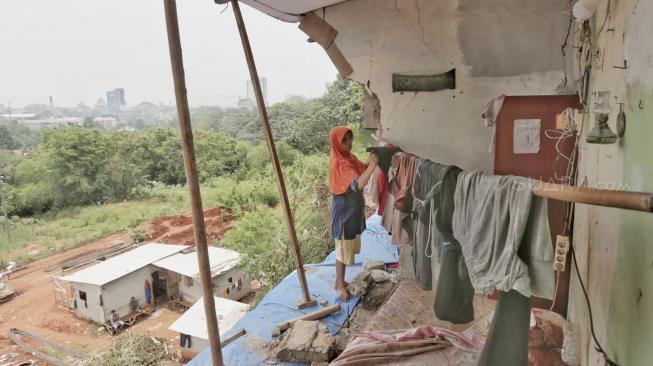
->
0, 1, 337, 108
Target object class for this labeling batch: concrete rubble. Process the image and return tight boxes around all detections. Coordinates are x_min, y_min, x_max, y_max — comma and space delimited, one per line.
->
363, 260, 385, 271
275, 320, 335, 363
347, 269, 397, 297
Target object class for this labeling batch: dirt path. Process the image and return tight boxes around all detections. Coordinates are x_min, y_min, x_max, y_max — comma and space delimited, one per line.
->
0, 208, 236, 362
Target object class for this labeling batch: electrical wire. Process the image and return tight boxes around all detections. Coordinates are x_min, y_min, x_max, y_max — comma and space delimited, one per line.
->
552, 108, 618, 365
571, 247, 619, 366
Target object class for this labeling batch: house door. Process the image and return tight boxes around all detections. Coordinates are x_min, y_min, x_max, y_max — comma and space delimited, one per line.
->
494, 95, 580, 316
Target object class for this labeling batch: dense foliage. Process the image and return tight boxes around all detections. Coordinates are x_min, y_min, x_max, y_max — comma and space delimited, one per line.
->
0, 77, 370, 291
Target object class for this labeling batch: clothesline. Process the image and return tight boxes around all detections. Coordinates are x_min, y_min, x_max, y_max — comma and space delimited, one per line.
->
371, 147, 653, 214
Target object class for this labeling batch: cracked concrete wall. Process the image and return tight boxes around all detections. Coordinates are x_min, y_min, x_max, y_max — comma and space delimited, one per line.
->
570, 0, 653, 364
316, 0, 573, 172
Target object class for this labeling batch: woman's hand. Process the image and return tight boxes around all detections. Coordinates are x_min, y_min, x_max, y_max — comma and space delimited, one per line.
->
367, 153, 379, 167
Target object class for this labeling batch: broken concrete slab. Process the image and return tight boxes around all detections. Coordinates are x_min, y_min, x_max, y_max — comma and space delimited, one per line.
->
275, 320, 335, 363
347, 279, 368, 297
369, 269, 398, 283
363, 260, 385, 271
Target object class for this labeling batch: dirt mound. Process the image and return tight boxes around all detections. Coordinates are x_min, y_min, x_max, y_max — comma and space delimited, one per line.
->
205, 207, 225, 218
169, 215, 193, 227
145, 207, 235, 245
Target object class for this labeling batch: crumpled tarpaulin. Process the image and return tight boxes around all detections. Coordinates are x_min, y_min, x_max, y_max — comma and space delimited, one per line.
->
331, 326, 485, 366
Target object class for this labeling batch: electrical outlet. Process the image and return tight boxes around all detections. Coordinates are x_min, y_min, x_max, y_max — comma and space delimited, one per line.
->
554, 235, 570, 272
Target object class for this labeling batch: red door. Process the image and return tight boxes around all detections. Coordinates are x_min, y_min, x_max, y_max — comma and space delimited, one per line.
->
494, 95, 580, 316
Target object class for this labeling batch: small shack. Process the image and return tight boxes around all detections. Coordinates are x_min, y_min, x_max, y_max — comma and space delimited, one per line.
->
169, 296, 250, 354
57, 243, 188, 324
153, 246, 250, 303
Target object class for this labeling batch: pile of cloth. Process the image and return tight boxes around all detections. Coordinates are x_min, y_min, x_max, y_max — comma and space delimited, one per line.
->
368, 146, 555, 365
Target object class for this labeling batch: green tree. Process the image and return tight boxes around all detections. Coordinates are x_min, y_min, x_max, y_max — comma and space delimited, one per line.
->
0, 125, 17, 150
42, 127, 112, 207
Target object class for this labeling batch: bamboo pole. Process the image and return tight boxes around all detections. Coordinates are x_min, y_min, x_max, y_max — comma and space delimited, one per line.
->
230, 0, 314, 307
162, 1, 223, 365
532, 182, 653, 213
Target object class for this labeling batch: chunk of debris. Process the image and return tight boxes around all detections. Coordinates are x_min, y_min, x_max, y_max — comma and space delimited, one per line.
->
369, 269, 397, 283
363, 260, 385, 271
275, 320, 335, 363
347, 269, 397, 297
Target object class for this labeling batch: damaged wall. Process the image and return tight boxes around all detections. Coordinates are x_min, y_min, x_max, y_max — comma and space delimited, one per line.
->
311, 0, 574, 172
570, 0, 653, 365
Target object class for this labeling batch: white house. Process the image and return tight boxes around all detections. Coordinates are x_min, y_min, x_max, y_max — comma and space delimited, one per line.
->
153, 246, 251, 303
93, 116, 118, 129
58, 243, 188, 324
168, 296, 250, 354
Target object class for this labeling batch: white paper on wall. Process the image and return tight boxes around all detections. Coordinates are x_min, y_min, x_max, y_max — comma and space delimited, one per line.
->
513, 119, 541, 154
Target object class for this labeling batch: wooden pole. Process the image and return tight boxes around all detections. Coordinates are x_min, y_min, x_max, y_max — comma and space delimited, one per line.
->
230, 0, 314, 307
276, 304, 341, 333
532, 182, 653, 213
0, 174, 11, 243
162, 1, 223, 365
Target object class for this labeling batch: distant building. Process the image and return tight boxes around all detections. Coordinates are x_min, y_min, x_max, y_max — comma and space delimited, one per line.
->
246, 77, 268, 105
0, 113, 36, 120
95, 98, 107, 109
106, 88, 126, 110
21, 117, 82, 130
236, 97, 255, 110
93, 116, 118, 129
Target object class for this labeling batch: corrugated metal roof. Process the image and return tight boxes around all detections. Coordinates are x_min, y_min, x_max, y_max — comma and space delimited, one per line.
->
60, 243, 188, 286
153, 246, 241, 279
168, 296, 250, 339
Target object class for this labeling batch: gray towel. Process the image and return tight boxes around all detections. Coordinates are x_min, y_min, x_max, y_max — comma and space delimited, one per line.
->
452, 171, 554, 299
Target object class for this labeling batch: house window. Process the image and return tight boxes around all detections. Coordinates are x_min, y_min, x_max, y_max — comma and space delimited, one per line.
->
79, 290, 88, 308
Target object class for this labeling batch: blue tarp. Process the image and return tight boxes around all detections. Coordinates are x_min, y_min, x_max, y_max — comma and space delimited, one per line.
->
188, 215, 398, 366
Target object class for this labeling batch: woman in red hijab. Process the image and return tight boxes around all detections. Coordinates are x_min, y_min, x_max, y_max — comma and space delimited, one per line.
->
329, 126, 378, 301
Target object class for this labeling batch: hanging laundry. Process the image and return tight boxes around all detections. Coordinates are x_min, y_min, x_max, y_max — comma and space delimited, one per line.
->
411, 159, 449, 291
371, 144, 397, 215
366, 145, 401, 175
389, 152, 417, 213
452, 171, 554, 299
482, 94, 506, 153
381, 192, 412, 246
376, 168, 389, 215
433, 166, 475, 324
477, 290, 531, 366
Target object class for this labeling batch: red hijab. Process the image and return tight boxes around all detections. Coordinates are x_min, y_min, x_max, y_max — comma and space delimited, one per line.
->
329, 126, 367, 194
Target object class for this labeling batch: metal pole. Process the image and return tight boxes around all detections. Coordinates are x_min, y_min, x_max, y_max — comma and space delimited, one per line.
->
0, 175, 11, 243
230, 0, 315, 307
162, 1, 223, 365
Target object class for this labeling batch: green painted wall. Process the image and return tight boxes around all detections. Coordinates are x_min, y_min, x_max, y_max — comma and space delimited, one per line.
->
608, 86, 653, 365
